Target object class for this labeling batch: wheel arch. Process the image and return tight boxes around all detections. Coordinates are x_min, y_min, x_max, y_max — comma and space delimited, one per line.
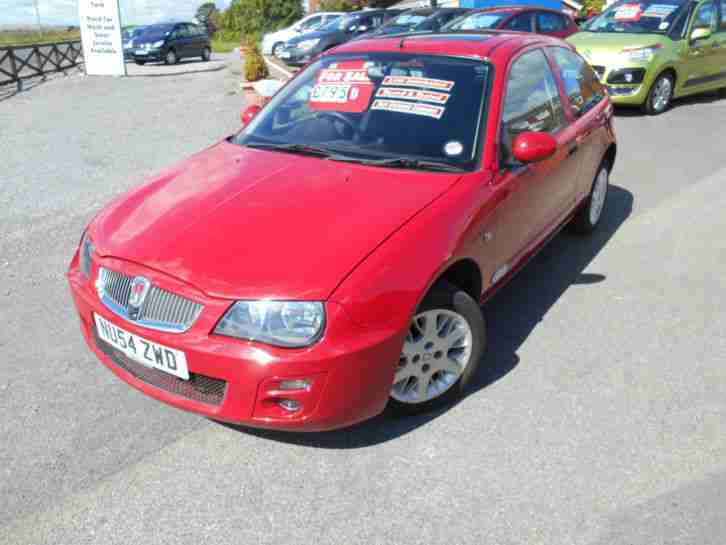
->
430, 258, 483, 303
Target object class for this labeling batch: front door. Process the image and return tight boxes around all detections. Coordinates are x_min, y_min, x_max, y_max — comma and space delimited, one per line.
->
682, 1, 721, 91
484, 48, 579, 280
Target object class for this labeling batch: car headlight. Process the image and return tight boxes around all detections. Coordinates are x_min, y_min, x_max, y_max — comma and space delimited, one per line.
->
152, 40, 164, 48
297, 38, 320, 51
215, 301, 325, 347
79, 232, 95, 278
621, 45, 661, 63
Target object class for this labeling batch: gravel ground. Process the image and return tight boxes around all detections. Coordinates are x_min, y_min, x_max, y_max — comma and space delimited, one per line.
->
1, 59, 726, 544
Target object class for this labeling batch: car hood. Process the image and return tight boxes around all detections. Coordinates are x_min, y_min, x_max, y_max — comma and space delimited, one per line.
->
568, 31, 670, 61
92, 141, 462, 301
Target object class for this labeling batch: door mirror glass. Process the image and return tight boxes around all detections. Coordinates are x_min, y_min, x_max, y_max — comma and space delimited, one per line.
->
240, 104, 262, 127
512, 132, 557, 163
690, 26, 712, 41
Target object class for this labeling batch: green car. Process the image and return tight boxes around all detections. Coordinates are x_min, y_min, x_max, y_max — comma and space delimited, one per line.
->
569, 0, 726, 114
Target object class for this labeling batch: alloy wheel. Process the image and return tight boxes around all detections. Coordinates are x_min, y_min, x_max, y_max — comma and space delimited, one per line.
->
651, 76, 672, 113
589, 167, 608, 226
391, 309, 473, 404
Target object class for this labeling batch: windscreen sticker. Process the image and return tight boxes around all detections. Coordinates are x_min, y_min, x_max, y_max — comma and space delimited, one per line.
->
381, 75, 455, 92
371, 99, 445, 119
642, 4, 677, 18
375, 87, 450, 105
309, 61, 375, 113
658, 21, 670, 29
443, 141, 464, 156
614, 3, 643, 21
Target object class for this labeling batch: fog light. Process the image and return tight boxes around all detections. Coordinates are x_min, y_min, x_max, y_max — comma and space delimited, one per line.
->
279, 379, 310, 391
277, 398, 301, 412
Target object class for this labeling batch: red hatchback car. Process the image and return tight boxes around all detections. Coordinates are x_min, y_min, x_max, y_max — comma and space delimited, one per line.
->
68, 32, 615, 431
443, 7, 580, 38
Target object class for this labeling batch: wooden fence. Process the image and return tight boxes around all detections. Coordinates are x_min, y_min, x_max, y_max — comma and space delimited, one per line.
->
0, 41, 83, 89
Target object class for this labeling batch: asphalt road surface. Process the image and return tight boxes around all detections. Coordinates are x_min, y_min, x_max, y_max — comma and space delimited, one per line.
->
1, 60, 725, 545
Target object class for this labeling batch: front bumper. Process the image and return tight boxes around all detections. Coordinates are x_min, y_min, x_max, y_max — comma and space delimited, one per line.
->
132, 49, 163, 62
277, 45, 318, 67
591, 62, 651, 106
67, 252, 403, 431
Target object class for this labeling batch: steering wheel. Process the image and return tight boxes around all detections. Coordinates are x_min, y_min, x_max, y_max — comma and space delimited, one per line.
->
315, 111, 357, 138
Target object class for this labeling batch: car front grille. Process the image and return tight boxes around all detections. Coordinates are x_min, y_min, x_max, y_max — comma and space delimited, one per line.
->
97, 267, 203, 333
93, 326, 227, 406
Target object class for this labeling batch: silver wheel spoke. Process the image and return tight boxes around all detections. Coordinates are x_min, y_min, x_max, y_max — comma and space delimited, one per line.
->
391, 308, 474, 404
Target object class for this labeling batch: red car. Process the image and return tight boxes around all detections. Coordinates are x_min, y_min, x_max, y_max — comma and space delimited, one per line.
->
68, 31, 615, 431
443, 7, 580, 38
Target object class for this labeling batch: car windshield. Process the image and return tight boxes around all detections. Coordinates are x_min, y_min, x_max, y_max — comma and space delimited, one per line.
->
388, 13, 429, 27
445, 11, 513, 30
235, 53, 489, 171
138, 24, 175, 42
582, 0, 687, 33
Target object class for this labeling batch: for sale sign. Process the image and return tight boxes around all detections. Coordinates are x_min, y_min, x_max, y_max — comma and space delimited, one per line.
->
78, 0, 126, 76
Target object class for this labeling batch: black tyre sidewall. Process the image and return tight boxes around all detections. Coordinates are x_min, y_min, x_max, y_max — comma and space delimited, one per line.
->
569, 162, 610, 234
272, 43, 283, 57
202, 47, 211, 61
165, 50, 177, 65
388, 281, 486, 415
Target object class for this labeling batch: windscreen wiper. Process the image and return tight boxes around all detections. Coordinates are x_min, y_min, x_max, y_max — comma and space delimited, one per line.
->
245, 142, 334, 158
358, 157, 466, 172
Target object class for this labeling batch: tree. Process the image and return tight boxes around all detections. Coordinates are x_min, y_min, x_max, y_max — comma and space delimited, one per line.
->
196, 2, 219, 34
319, 0, 359, 10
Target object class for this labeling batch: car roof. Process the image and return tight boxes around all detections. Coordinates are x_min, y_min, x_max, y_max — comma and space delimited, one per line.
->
332, 30, 566, 60
467, 5, 566, 14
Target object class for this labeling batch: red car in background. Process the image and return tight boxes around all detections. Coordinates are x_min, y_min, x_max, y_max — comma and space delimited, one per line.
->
68, 31, 615, 431
443, 6, 580, 38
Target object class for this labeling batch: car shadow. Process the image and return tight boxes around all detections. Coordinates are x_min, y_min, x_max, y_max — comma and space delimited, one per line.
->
126, 58, 227, 78
614, 88, 726, 117
216, 184, 634, 448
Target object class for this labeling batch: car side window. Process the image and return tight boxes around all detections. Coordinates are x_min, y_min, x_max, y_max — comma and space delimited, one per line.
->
536, 12, 567, 32
720, 0, 726, 30
500, 49, 566, 164
370, 15, 385, 28
693, 1, 717, 29
301, 15, 324, 31
550, 47, 606, 116
505, 13, 533, 32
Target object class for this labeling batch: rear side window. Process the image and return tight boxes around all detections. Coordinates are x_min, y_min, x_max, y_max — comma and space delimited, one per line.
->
505, 13, 534, 31
501, 49, 566, 163
454, 12, 513, 30
550, 47, 606, 116
536, 11, 567, 32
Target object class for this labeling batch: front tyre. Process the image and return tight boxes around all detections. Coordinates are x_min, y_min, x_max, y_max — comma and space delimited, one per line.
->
165, 49, 178, 65
642, 72, 673, 115
389, 282, 485, 415
570, 162, 609, 234
201, 46, 211, 61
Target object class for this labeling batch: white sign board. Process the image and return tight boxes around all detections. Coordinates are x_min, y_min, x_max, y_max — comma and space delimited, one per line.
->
79, 0, 126, 76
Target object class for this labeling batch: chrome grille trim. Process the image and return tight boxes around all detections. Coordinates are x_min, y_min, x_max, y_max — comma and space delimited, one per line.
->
96, 267, 203, 333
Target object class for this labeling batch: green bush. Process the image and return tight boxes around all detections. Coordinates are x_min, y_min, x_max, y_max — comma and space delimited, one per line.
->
219, 0, 304, 40
319, 0, 359, 11
245, 42, 269, 82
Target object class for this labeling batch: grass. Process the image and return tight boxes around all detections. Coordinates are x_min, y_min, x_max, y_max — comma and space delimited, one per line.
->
212, 36, 240, 54
0, 29, 81, 47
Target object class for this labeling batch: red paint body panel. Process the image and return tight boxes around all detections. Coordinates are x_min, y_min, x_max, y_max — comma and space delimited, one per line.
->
92, 142, 461, 300
68, 33, 616, 430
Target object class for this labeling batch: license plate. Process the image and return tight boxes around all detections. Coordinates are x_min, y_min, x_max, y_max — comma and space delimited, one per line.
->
279, 51, 291, 59
94, 313, 189, 380
135, 49, 147, 55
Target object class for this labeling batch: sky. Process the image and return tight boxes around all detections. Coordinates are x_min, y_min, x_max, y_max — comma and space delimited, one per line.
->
0, 0, 231, 27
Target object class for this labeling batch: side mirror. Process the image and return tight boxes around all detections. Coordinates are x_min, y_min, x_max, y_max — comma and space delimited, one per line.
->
690, 27, 711, 42
240, 104, 262, 127
512, 132, 557, 163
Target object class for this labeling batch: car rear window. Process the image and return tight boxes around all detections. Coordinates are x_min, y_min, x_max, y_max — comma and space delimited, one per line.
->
236, 53, 490, 170
448, 12, 513, 30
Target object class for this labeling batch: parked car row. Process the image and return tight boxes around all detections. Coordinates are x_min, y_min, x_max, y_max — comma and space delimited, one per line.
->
122, 22, 212, 65
268, 0, 726, 114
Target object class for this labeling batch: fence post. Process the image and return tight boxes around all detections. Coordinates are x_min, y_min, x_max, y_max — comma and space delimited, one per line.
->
7, 46, 21, 92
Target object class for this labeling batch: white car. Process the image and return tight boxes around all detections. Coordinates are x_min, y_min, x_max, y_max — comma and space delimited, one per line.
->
262, 12, 344, 57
